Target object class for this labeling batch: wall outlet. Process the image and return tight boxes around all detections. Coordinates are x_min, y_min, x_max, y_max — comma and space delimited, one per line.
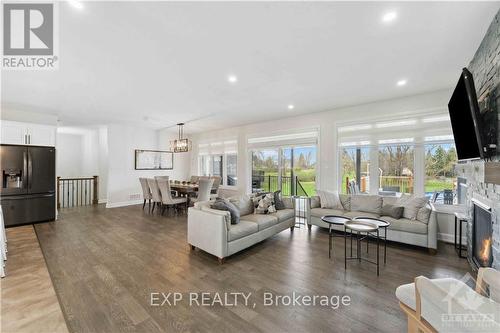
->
129, 193, 141, 200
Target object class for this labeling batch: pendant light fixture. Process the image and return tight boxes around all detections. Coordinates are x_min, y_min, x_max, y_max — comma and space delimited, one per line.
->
170, 123, 192, 153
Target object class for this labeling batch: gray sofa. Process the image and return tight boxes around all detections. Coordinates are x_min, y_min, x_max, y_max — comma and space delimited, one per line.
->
308, 194, 437, 252
188, 195, 295, 263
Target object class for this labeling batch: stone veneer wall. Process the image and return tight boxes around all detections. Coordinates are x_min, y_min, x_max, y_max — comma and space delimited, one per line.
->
456, 10, 500, 270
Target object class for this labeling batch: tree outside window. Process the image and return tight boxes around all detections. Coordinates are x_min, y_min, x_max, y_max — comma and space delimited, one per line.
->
378, 145, 414, 194
424, 143, 457, 199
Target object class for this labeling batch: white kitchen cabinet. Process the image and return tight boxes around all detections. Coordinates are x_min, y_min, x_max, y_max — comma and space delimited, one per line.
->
0, 120, 56, 146
1, 121, 26, 145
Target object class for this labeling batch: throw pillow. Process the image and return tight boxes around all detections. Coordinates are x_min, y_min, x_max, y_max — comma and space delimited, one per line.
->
417, 206, 431, 224
339, 194, 351, 211
310, 196, 321, 209
397, 196, 428, 220
317, 190, 343, 209
381, 204, 404, 219
255, 193, 274, 214
228, 195, 254, 216
274, 190, 286, 210
350, 195, 383, 215
211, 198, 240, 224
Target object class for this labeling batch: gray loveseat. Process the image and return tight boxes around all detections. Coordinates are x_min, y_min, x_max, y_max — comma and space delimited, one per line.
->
188, 195, 296, 263
308, 194, 437, 252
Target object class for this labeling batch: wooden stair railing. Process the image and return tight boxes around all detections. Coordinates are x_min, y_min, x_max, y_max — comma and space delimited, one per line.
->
57, 176, 98, 208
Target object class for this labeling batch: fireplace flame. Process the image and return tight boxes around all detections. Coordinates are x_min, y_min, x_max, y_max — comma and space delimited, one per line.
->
479, 237, 492, 263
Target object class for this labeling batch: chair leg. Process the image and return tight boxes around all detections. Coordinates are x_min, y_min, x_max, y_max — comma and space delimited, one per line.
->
149, 199, 151, 212
142, 199, 146, 210
152, 202, 156, 213
161, 205, 166, 215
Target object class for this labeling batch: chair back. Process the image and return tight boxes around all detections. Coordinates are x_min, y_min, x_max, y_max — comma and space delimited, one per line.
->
190, 175, 199, 184
197, 178, 214, 202
211, 176, 222, 190
156, 177, 174, 205
147, 178, 162, 202
139, 178, 152, 200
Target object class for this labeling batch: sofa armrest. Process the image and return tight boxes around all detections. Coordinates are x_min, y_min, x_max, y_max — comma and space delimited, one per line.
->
427, 208, 438, 250
187, 207, 228, 259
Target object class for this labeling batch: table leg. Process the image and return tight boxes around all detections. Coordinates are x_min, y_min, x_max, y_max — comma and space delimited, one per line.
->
357, 231, 361, 262
344, 226, 347, 270
350, 231, 353, 257
384, 227, 387, 264
366, 235, 369, 253
454, 215, 458, 250
377, 229, 380, 276
329, 224, 332, 259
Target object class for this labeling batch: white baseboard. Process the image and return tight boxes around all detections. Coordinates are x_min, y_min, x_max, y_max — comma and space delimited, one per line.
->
106, 199, 143, 208
98, 199, 107, 204
438, 232, 467, 245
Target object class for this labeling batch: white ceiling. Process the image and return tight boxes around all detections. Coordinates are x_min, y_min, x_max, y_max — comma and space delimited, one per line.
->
2, 1, 499, 133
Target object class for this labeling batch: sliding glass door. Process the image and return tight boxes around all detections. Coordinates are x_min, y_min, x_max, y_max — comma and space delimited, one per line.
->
251, 146, 316, 196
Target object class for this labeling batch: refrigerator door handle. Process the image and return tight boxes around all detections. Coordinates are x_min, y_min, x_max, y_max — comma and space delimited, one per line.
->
23, 150, 28, 189
28, 151, 33, 189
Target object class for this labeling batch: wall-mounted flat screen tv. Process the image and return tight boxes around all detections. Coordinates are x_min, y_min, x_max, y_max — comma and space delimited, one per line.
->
448, 68, 484, 161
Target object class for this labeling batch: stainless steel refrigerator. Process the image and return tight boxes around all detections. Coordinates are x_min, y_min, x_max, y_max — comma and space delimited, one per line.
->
0, 144, 56, 227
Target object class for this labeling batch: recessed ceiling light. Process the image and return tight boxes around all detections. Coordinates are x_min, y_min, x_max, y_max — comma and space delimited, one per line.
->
67, 0, 84, 10
382, 11, 397, 23
397, 79, 407, 87
227, 75, 238, 83
288, 104, 295, 110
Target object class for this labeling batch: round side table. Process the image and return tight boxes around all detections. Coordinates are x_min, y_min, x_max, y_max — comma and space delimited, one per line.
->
321, 215, 351, 260
344, 220, 381, 276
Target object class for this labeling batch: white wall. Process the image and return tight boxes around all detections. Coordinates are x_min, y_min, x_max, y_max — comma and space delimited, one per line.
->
56, 133, 84, 177
105, 125, 190, 208
56, 127, 108, 202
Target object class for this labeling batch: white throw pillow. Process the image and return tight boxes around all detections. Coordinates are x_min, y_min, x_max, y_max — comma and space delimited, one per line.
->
317, 190, 343, 210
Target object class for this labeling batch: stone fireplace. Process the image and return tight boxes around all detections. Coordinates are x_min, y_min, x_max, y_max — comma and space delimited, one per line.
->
471, 199, 493, 269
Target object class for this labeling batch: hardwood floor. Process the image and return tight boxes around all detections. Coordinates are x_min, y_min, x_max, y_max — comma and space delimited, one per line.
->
33, 204, 470, 333
1, 225, 68, 333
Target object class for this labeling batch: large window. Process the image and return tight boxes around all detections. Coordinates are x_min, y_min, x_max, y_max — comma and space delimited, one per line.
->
424, 142, 457, 201
340, 147, 370, 194
378, 145, 414, 195
198, 140, 238, 186
251, 146, 317, 196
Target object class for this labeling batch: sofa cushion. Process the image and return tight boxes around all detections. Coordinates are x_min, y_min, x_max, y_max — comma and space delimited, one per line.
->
310, 208, 345, 218
350, 195, 383, 215
282, 197, 294, 209
396, 195, 428, 220
381, 204, 404, 219
344, 211, 380, 219
339, 194, 351, 211
241, 214, 278, 231
228, 221, 259, 241
228, 195, 254, 216
380, 216, 428, 234
270, 209, 295, 223
317, 190, 343, 209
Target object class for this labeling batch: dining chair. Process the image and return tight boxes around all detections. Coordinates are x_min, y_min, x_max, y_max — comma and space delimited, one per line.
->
139, 178, 152, 211
156, 178, 188, 215
155, 176, 177, 197
191, 177, 214, 203
147, 178, 162, 213
210, 176, 222, 199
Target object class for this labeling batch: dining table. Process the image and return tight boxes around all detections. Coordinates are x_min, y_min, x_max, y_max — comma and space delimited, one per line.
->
170, 183, 198, 197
